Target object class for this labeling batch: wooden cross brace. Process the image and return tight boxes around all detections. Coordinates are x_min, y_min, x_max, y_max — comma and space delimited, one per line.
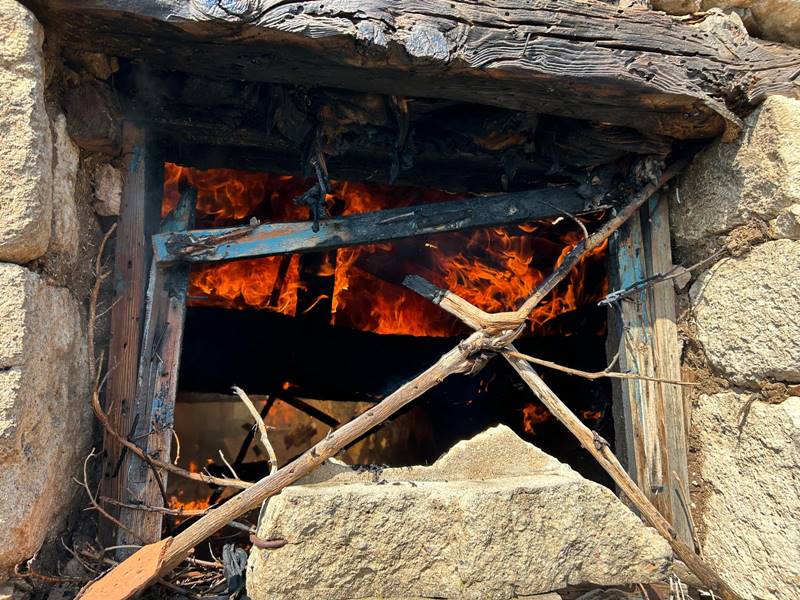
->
79, 160, 741, 600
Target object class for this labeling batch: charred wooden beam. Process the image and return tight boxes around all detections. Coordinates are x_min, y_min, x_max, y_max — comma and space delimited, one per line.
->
119, 67, 672, 191
153, 186, 589, 264
25, 0, 800, 139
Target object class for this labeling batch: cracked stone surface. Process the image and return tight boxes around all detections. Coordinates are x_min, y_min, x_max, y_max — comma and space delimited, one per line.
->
690, 239, 800, 385
693, 392, 800, 600
247, 426, 671, 600
0, 264, 91, 576
0, 0, 52, 263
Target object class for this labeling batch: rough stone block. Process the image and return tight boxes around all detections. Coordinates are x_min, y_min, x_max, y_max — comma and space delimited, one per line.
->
690, 239, 800, 385
0, 0, 52, 263
769, 203, 800, 240
700, 0, 800, 45
672, 95, 800, 260
0, 264, 91, 576
62, 80, 122, 154
692, 392, 800, 600
47, 114, 80, 264
92, 163, 122, 216
247, 426, 672, 600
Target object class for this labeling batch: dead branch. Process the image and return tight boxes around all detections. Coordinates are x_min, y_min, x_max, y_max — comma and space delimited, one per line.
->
89, 371, 252, 490
101, 497, 210, 518
232, 386, 278, 474
88, 223, 117, 381
75, 450, 146, 544
505, 350, 696, 387
217, 450, 239, 480
403, 275, 742, 600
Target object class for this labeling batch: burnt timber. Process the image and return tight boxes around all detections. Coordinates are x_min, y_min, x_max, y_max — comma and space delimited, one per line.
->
152, 187, 588, 263
26, 0, 800, 140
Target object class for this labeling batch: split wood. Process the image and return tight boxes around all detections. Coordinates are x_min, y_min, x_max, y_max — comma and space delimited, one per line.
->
87, 226, 252, 491
80, 161, 736, 600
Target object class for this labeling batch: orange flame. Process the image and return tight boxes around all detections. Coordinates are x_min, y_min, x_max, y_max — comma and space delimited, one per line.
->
521, 403, 551, 434
580, 409, 603, 421
163, 163, 608, 337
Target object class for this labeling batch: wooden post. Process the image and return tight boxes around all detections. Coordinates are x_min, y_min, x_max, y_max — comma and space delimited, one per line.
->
101, 123, 163, 542
607, 194, 692, 544
117, 188, 196, 546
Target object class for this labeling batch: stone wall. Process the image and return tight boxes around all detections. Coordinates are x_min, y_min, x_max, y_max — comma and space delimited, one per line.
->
0, 0, 121, 581
651, 0, 800, 45
671, 94, 800, 600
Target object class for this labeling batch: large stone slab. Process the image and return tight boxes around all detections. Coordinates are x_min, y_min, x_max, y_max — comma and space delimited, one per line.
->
0, 264, 91, 576
692, 392, 800, 600
0, 0, 52, 263
247, 426, 672, 600
671, 95, 800, 260
690, 239, 800, 385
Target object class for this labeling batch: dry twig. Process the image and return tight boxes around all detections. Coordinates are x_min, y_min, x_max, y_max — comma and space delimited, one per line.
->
506, 350, 696, 386
74, 450, 145, 544
232, 386, 278, 474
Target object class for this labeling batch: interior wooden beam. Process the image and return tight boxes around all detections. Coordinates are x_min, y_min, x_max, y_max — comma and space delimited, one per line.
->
26, 0, 800, 139
152, 186, 589, 264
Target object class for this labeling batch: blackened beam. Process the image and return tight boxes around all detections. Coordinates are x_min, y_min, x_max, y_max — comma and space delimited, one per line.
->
153, 187, 590, 264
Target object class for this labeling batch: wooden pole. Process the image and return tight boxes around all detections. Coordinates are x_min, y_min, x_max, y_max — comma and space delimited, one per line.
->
79, 330, 505, 600
403, 279, 742, 600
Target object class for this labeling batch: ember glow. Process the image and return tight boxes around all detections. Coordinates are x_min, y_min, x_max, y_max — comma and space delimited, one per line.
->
521, 403, 551, 434
163, 163, 608, 337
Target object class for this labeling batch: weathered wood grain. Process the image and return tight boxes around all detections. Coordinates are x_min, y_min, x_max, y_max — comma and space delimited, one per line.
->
606, 198, 691, 543
101, 124, 163, 542
643, 193, 692, 545
26, 0, 800, 139
118, 189, 196, 546
152, 186, 588, 264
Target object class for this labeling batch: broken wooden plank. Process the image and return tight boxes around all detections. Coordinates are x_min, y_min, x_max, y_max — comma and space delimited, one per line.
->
642, 193, 693, 545
101, 123, 163, 542
118, 188, 196, 547
606, 199, 691, 544
152, 186, 589, 264
26, 0, 800, 139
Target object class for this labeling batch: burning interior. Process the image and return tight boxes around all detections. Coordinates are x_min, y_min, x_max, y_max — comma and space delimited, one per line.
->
163, 163, 614, 516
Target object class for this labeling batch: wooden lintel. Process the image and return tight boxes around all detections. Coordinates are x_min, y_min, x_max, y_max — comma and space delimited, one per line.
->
153, 187, 589, 264
26, 0, 800, 139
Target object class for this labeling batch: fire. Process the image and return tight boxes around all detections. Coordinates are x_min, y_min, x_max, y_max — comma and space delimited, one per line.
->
163, 163, 608, 337
521, 403, 551, 434
168, 494, 211, 514
580, 409, 603, 421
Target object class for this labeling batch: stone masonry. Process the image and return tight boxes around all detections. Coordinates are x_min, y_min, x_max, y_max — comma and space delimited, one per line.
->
0, 0, 95, 579
673, 94, 800, 600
